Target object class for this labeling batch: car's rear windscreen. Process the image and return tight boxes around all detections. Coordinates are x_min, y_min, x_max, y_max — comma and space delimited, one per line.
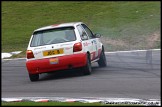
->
30, 27, 76, 47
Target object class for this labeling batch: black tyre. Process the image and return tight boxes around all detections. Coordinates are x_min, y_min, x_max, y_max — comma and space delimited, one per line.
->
83, 54, 92, 75
29, 74, 39, 82
98, 49, 107, 67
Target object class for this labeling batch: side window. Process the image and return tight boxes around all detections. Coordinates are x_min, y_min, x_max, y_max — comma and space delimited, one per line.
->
81, 24, 94, 39
76, 25, 88, 40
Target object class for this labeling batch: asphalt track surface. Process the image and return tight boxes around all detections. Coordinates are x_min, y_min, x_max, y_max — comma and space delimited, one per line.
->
2, 50, 161, 99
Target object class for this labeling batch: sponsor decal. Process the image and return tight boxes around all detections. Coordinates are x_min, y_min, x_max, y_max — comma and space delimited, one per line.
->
83, 42, 91, 46
60, 43, 73, 46
65, 47, 72, 50
49, 58, 59, 64
34, 47, 46, 50
34, 51, 41, 55
83, 42, 88, 46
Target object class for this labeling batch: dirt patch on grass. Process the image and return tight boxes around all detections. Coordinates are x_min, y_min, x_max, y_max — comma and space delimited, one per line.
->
146, 31, 160, 48
101, 31, 160, 51
100, 37, 127, 46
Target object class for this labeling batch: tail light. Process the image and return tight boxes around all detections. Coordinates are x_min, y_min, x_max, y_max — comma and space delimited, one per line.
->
73, 42, 82, 52
26, 50, 35, 59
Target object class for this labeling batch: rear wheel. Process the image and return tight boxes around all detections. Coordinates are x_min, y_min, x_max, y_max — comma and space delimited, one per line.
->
83, 54, 92, 75
98, 49, 107, 67
29, 74, 39, 82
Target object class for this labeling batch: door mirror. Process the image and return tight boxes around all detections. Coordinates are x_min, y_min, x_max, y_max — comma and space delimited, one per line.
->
94, 33, 101, 38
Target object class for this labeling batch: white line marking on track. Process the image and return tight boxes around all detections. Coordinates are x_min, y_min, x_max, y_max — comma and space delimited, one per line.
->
105, 49, 160, 54
2, 49, 160, 60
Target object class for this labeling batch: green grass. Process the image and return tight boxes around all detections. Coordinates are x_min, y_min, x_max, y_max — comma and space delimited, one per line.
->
1, 101, 142, 106
2, 1, 160, 58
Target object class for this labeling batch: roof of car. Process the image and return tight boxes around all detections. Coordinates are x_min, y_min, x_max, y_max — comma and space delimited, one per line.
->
34, 22, 83, 32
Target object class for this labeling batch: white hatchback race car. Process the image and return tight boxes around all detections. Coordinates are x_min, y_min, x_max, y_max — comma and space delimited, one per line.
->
26, 22, 107, 81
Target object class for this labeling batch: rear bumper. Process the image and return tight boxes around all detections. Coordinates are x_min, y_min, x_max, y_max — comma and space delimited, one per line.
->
26, 53, 87, 74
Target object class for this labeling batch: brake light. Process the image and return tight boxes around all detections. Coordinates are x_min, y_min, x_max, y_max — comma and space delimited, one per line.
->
26, 50, 35, 59
73, 42, 82, 52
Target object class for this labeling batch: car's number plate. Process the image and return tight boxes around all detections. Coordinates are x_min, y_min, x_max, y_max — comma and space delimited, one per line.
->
43, 48, 64, 56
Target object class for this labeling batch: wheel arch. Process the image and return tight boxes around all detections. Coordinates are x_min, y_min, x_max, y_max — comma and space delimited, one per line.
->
98, 45, 105, 58
86, 51, 91, 59
101, 45, 105, 52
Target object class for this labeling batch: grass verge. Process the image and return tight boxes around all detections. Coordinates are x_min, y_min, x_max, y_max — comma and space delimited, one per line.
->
2, 1, 160, 58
